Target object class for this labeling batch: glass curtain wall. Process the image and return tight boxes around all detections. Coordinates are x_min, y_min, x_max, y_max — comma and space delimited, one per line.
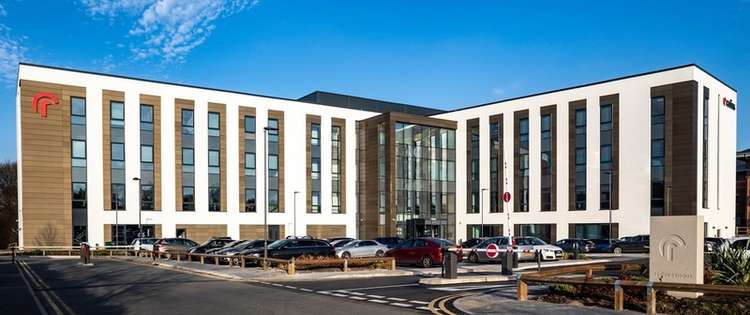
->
71, 97, 87, 244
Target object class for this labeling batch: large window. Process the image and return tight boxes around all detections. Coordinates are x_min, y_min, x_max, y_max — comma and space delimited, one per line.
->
244, 116, 256, 212
516, 224, 555, 244
540, 114, 552, 211
469, 126, 480, 213
574, 109, 586, 210
395, 123, 456, 240
208, 112, 221, 212
651, 97, 666, 216
309, 122, 321, 213
268, 118, 280, 213
140, 104, 155, 211
331, 125, 342, 214
110, 101, 126, 210
517, 118, 529, 212
702, 87, 709, 208
489, 119, 502, 213
71, 96, 87, 245
181, 109, 195, 211
600, 104, 613, 210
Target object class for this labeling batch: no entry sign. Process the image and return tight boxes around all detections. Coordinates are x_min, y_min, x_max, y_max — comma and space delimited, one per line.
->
502, 192, 511, 203
486, 243, 500, 259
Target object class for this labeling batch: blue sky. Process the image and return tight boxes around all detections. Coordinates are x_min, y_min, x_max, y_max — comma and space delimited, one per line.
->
0, 0, 748, 161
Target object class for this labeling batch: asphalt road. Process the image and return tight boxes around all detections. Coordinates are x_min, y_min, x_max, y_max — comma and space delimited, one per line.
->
2, 256, 426, 315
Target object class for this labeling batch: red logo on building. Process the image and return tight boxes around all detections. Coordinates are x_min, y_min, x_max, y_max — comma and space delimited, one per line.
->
723, 97, 736, 110
32, 92, 60, 118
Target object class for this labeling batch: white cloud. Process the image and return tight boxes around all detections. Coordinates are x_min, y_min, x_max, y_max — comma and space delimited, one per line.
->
80, 0, 255, 63
0, 24, 26, 84
0, 4, 7, 17
492, 87, 504, 96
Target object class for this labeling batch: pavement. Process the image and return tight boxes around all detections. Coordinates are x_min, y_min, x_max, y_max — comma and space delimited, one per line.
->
453, 290, 642, 315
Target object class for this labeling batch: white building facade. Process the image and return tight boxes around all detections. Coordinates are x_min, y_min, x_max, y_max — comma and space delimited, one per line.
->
16, 63, 736, 247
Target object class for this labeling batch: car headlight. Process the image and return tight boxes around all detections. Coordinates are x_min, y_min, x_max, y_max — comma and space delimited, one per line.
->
251, 253, 260, 257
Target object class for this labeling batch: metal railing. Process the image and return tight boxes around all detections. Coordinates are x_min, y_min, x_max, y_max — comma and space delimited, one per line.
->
736, 226, 749, 236
4, 245, 135, 257
516, 263, 750, 315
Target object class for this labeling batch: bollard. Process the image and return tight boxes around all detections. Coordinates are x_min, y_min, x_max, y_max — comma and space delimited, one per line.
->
501, 249, 514, 275
215, 256, 219, 265
390, 258, 396, 270
517, 275, 528, 301
200, 256, 205, 264
343, 259, 349, 272
536, 250, 542, 271
241, 256, 246, 268
572, 242, 579, 260
11, 247, 16, 264
646, 282, 657, 315
613, 280, 624, 311
288, 257, 296, 275
586, 268, 593, 280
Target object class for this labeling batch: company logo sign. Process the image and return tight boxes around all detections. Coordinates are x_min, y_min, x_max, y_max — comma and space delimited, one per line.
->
32, 92, 60, 118
723, 97, 736, 110
658, 234, 686, 262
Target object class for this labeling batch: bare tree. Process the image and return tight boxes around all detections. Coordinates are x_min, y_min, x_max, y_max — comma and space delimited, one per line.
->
0, 161, 17, 249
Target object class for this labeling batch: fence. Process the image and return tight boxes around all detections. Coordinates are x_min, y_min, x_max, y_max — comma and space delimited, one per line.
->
5, 245, 134, 257
516, 262, 750, 315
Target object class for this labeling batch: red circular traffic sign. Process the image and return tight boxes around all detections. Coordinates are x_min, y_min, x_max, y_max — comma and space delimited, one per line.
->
502, 192, 512, 203
486, 243, 500, 259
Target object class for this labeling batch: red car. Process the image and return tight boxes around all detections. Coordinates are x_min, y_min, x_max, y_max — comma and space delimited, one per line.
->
385, 238, 462, 268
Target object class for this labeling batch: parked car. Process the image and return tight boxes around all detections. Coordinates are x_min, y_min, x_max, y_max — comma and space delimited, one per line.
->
335, 240, 389, 258
611, 235, 650, 254
374, 237, 404, 248
327, 237, 354, 243
244, 239, 335, 260
705, 237, 726, 252
461, 238, 485, 249
330, 239, 356, 248
206, 240, 243, 254
555, 239, 594, 253
214, 240, 262, 256
514, 237, 563, 261
385, 238, 460, 268
154, 238, 198, 258
588, 239, 617, 253
188, 237, 234, 254
131, 238, 157, 251
467, 236, 513, 263
728, 237, 750, 256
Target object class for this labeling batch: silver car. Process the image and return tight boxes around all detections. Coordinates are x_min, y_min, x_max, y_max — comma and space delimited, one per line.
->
467, 236, 514, 263
467, 236, 563, 263
335, 240, 389, 259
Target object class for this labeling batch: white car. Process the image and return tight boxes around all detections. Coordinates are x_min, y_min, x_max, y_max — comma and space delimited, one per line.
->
727, 237, 750, 257
131, 238, 157, 251
335, 240, 389, 259
514, 237, 564, 261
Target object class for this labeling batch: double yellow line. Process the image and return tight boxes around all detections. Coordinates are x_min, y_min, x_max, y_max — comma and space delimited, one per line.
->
428, 292, 474, 315
16, 259, 77, 315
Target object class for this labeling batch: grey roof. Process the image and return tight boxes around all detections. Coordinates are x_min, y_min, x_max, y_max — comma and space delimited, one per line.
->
298, 91, 443, 116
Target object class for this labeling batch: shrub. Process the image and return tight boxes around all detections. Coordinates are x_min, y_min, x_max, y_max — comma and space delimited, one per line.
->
710, 243, 750, 285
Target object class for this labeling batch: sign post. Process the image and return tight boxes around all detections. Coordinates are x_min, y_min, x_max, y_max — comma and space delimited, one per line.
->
486, 243, 499, 259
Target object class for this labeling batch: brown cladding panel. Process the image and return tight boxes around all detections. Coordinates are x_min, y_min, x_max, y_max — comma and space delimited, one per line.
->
268, 110, 285, 213
306, 224, 347, 239
332, 117, 347, 214
208, 103, 227, 212
651, 81, 698, 216
175, 224, 228, 243
239, 224, 285, 240
568, 100, 586, 211
174, 99, 194, 211
141, 94, 161, 211
20, 80, 84, 246
238, 106, 256, 212
540, 105, 557, 212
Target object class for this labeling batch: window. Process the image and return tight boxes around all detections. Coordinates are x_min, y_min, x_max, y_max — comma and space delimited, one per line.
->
140, 185, 154, 211
110, 101, 125, 210
331, 125, 342, 214
182, 186, 195, 211
243, 115, 256, 213
574, 108, 586, 210
489, 120, 502, 213
702, 87, 709, 208
182, 109, 194, 128
141, 145, 153, 163
181, 109, 195, 211
72, 140, 86, 159
311, 158, 320, 179
208, 112, 220, 130
600, 104, 613, 210
311, 191, 320, 213
245, 189, 256, 212
208, 112, 221, 212
469, 125, 479, 213
269, 190, 279, 213
72, 183, 87, 209
651, 97, 666, 216
111, 184, 125, 210
517, 118, 529, 212
540, 114, 552, 211
71, 97, 87, 238
140, 104, 155, 211
309, 122, 321, 213
311, 123, 320, 146
208, 150, 220, 167
182, 148, 194, 165
140, 105, 153, 123
110, 102, 124, 122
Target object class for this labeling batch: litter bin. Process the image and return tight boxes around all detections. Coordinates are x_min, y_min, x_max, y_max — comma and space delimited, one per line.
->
443, 247, 459, 279
501, 250, 519, 275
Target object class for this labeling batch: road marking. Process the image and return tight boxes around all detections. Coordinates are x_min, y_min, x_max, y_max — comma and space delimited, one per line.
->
317, 291, 332, 295
332, 293, 348, 297
348, 296, 368, 301
349, 292, 365, 296
368, 299, 389, 304
416, 306, 430, 311
343, 283, 419, 291
386, 297, 407, 301
284, 285, 297, 289
365, 294, 385, 299
299, 288, 313, 292
428, 283, 515, 292
271, 283, 283, 287
335, 290, 350, 293
410, 300, 429, 305
389, 302, 413, 308
18, 260, 70, 315
15, 262, 49, 315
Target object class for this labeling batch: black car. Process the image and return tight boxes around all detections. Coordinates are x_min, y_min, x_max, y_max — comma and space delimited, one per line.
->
461, 238, 484, 249
374, 237, 404, 249
188, 237, 234, 254
244, 239, 335, 260
330, 239, 355, 248
611, 235, 650, 253
704, 237, 726, 252
215, 240, 264, 255
554, 239, 594, 253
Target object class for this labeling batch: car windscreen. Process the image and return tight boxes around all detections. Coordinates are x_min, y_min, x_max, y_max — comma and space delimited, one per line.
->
432, 239, 454, 248
267, 240, 287, 249
140, 239, 156, 244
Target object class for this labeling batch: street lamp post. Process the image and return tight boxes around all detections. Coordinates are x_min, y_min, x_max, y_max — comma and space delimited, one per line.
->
293, 191, 300, 237
114, 200, 119, 246
481, 188, 488, 237
263, 126, 278, 269
132, 177, 142, 239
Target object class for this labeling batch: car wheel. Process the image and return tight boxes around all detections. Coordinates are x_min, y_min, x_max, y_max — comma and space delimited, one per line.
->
375, 250, 384, 257
469, 253, 479, 263
613, 247, 622, 254
342, 252, 351, 259
420, 256, 433, 268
